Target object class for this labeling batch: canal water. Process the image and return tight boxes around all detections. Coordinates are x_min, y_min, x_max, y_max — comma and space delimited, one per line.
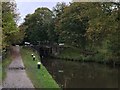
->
42, 58, 119, 88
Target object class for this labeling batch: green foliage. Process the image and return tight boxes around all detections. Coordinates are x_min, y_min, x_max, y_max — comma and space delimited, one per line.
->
58, 47, 82, 60
23, 7, 57, 44
86, 3, 118, 46
0, 2, 2, 50
55, 3, 89, 48
2, 1, 20, 48
53, 2, 68, 43
53, 2, 67, 18
21, 2, 119, 62
108, 3, 120, 61
55, 2, 120, 62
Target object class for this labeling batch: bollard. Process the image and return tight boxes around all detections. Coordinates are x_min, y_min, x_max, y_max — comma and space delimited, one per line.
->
37, 62, 41, 69
33, 56, 35, 61
31, 54, 34, 57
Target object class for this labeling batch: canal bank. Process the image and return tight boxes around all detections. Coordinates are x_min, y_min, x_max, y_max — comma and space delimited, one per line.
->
20, 47, 60, 88
26, 45, 119, 88
51, 47, 120, 67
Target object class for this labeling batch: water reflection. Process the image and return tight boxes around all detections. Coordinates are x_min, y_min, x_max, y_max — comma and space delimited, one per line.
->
42, 59, 118, 88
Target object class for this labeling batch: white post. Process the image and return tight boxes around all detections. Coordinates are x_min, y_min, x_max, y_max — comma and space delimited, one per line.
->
37, 62, 41, 69
33, 56, 35, 61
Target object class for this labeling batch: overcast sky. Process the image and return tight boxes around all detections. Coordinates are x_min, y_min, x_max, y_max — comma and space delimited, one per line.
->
16, 0, 72, 25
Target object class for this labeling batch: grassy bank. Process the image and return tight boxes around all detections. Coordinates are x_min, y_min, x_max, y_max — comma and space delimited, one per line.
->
20, 47, 60, 88
58, 47, 83, 60
57, 47, 89, 61
55, 47, 119, 66
0, 61, 2, 85
2, 51, 12, 80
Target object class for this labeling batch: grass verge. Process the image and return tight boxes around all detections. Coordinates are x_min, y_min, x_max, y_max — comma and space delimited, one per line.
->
2, 51, 12, 80
0, 61, 2, 85
20, 47, 60, 89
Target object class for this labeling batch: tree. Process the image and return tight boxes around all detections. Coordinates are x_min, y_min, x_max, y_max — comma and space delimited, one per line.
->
53, 2, 68, 43
53, 2, 67, 19
55, 2, 89, 48
107, 2, 120, 61
82, 2, 120, 61
2, 1, 19, 48
85, 3, 118, 46
23, 7, 56, 44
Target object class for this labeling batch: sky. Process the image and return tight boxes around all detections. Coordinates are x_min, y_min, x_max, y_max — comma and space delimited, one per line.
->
16, 0, 72, 25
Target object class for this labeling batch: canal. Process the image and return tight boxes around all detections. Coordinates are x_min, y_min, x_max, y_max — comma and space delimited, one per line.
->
42, 58, 119, 88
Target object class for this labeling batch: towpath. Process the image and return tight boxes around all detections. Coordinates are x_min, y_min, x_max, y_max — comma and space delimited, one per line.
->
3, 46, 34, 88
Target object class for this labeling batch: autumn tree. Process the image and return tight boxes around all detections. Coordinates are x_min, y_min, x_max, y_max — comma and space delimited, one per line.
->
55, 2, 89, 48
107, 2, 120, 61
85, 3, 117, 46
53, 2, 68, 43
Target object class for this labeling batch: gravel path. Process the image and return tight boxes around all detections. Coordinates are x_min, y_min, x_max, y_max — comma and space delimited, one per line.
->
3, 46, 34, 88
